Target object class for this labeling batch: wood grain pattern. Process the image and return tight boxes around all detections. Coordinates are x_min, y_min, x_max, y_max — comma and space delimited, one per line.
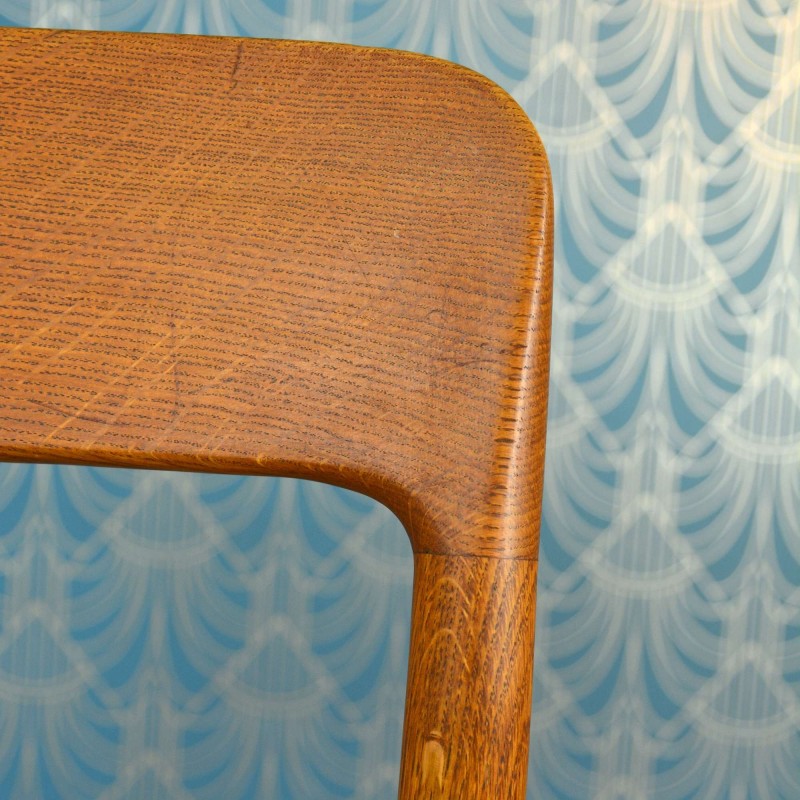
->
400, 554, 538, 798
0, 27, 552, 798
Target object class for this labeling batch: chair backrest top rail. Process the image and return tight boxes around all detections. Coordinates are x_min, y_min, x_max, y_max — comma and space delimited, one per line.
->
0, 27, 552, 558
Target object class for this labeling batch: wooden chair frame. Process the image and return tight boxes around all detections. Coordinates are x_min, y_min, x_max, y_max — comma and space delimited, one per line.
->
0, 27, 552, 798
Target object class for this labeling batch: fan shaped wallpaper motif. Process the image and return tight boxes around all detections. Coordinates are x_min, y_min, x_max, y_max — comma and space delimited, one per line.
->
0, 1, 798, 798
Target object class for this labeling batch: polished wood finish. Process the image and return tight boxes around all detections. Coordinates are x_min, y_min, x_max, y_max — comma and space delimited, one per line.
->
400, 554, 538, 798
0, 27, 552, 798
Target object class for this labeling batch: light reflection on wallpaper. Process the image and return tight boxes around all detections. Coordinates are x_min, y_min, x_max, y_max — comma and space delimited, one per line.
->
0, 1, 798, 798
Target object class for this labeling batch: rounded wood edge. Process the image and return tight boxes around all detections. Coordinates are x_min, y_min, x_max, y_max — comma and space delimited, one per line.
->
0, 24, 553, 562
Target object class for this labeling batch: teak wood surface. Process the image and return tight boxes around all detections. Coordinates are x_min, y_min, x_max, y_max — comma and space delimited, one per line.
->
0, 27, 553, 799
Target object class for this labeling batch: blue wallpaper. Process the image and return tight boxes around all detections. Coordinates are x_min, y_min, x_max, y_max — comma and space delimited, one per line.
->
1, 1, 798, 798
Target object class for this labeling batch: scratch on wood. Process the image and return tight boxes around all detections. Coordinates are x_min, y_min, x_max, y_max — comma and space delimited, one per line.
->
169, 316, 182, 420
25, 396, 107, 427
230, 42, 244, 90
